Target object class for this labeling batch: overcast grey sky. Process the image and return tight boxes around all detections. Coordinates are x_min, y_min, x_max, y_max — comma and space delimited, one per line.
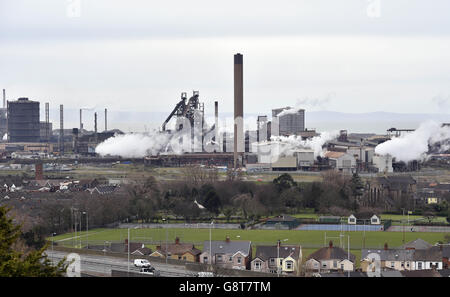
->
1, 0, 450, 120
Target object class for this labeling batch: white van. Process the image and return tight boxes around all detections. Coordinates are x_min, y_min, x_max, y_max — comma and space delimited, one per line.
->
134, 259, 151, 268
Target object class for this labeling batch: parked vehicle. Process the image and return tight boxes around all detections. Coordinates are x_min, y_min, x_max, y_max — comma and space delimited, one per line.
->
140, 267, 160, 276
134, 259, 151, 268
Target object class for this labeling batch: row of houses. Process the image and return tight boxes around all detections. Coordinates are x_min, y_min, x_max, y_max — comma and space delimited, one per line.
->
90, 237, 449, 276
0, 178, 120, 195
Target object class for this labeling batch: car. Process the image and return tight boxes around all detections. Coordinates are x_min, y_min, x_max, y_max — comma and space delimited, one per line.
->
140, 267, 160, 276
134, 259, 151, 268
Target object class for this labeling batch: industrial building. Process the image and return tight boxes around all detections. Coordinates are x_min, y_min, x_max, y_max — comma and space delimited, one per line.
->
7, 97, 40, 143
272, 107, 305, 136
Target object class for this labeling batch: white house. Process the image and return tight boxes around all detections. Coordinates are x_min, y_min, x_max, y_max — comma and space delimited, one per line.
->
348, 214, 357, 225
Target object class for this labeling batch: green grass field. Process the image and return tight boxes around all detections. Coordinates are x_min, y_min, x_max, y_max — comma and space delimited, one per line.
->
51, 227, 448, 268
51, 227, 448, 250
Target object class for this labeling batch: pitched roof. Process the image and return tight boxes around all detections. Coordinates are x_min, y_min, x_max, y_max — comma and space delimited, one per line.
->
362, 249, 415, 261
307, 244, 356, 262
399, 239, 433, 250
157, 242, 201, 256
413, 247, 443, 261
254, 245, 301, 261
202, 240, 251, 256
377, 176, 416, 191
266, 215, 298, 222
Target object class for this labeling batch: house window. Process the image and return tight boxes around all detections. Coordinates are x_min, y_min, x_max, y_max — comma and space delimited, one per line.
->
418, 262, 422, 270
350, 218, 355, 222
286, 261, 293, 270
237, 257, 242, 264
178, 256, 182, 260
279, 259, 283, 266
391, 262, 395, 268
203, 256, 208, 264
217, 255, 222, 261
322, 262, 327, 268
270, 258, 275, 265
333, 260, 337, 268
401, 262, 404, 268
254, 262, 261, 270
341, 264, 344, 270
371, 218, 377, 223
229, 256, 232, 262
183, 256, 187, 260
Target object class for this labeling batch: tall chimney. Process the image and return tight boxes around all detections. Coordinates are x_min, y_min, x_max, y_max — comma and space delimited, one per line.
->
79, 109, 82, 131
104, 108, 107, 132
94, 112, 98, 143
234, 53, 243, 169
59, 105, 64, 155
214, 101, 218, 144
2, 89, 5, 108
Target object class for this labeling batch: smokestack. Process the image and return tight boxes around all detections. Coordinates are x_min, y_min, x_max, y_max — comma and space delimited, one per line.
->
104, 108, 107, 132
79, 109, 82, 131
2, 89, 5, 108
234, 53, 243, 169
59, 105, 64, 155
214, 101, 218, 143
45, 102, 49, 144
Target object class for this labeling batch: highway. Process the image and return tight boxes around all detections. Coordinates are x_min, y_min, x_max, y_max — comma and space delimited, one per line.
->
46, 250, 197, 277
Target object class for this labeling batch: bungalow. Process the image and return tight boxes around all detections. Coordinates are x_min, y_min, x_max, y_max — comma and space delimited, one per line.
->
305, 241, 356, 273
361, 245, 415, 272
200, 237, 252, 270
251, 243, 302, 276
150, 237, 201, 262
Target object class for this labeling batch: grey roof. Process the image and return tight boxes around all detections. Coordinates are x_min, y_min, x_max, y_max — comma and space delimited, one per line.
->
362, 249, 415, 261
202, 240, 251, 256
266, 215, 298, 222
399, 238, 433, 250
381, 270, 404, 277
307, 245, 356, 262
413, 247, 443, 261
254, 245, 301, 261
320, 271, 367, 277
442, 246, 450, 258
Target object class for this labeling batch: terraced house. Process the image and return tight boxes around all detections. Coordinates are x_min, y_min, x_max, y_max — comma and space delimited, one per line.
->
150, 237, 201, 262
250, 243, 302, 276
305, 241, 356, 273
200, 237, 251, 270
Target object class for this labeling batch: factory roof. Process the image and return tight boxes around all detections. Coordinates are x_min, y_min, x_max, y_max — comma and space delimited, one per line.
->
324, 151, 345, 159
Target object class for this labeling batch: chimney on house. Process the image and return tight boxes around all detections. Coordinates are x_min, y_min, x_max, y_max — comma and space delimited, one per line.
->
329, 241, 333, 248
175, 237, 180, 244
226, 236, 230, 243
384, 243, 388, 250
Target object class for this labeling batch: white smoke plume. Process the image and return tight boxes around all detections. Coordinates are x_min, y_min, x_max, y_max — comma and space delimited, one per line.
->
95, 131, 190, 157
375, 120, 450, 162
273, 131, 339, 157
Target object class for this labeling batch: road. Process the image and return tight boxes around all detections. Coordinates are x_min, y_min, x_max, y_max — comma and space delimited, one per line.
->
46, 250, 197, 277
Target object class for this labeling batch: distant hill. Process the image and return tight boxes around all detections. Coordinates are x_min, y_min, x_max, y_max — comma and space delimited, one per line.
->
44, 108, 449, 135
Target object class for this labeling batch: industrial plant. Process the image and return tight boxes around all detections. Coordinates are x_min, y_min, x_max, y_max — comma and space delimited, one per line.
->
0, 53, 449, 176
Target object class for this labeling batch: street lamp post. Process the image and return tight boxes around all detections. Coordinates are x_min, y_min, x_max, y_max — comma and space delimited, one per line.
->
127, 228, 130, 275
83, 211, 88, 249
209, 221, 214, 269
51, 232, 56, 262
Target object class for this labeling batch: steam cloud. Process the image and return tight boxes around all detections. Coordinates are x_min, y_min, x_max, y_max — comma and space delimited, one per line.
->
95, 131, 185, 157
266, 130, 340, 160
375, 120, 450, 162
